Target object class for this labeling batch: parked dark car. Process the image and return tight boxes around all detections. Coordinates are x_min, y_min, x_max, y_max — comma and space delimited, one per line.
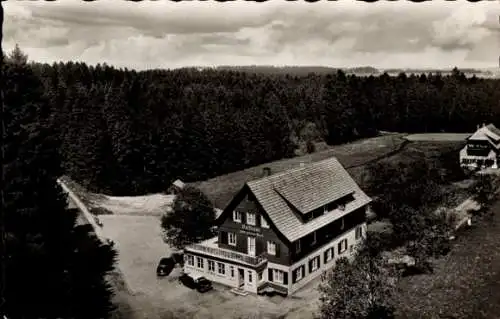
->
179, 273, 213, 293
156, 257, 175, 277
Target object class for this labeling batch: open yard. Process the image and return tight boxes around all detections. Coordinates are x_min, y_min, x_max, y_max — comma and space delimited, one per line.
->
98, 214, 322, 319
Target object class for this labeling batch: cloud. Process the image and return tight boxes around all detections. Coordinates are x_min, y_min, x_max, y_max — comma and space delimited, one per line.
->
3, 0, 499, 70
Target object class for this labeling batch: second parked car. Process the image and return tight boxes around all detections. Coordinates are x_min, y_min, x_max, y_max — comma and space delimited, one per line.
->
179, 273, 213, 293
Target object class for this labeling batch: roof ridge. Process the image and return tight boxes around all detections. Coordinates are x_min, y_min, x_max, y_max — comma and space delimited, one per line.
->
247, 156, 340, 186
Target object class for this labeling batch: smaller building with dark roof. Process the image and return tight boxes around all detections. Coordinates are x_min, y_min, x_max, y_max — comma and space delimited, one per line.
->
183, 157, 371, 296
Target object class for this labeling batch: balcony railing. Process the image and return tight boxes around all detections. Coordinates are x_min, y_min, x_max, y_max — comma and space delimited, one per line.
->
186, 243, 267, 266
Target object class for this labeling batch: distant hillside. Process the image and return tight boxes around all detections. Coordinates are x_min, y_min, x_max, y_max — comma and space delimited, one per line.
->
187, 65, 500, 78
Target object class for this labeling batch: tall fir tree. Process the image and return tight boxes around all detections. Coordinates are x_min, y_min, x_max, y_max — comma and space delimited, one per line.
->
3, 46, 117, 319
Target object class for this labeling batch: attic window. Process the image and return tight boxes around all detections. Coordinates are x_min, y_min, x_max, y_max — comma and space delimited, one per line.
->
233, 211, 242, 223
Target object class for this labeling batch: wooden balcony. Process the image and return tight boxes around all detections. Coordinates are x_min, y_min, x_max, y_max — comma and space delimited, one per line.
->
185, 243, 267, 266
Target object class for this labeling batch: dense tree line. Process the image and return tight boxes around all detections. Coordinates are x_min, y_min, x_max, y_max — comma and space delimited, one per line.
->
11, 50, 499, 196
3, 46, 117, 318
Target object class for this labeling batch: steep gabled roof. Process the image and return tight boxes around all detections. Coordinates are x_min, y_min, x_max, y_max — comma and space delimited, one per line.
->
468, 124, 500, 149
245, 157, 371, 242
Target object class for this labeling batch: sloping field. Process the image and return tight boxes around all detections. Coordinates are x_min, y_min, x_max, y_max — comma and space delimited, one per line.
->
396, 200, 500, 319
191, 134, 408, 209
97, 194, 175, 216
405, 133, 471, 142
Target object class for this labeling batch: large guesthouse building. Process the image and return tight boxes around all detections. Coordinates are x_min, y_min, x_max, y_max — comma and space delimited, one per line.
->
183, 158, 372, 296
460, 123, 500, 170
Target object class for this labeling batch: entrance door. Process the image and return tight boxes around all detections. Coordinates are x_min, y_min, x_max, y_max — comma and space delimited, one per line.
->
238, 268, 245, 288
247, 236, 256, 257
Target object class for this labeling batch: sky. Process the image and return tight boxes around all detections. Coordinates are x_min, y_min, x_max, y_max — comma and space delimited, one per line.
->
3, 0, 500, 70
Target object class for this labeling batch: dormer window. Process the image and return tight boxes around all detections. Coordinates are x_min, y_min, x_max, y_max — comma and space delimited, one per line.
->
247, 212, 256, 226
233, 211, 242, 223
261, 216, 269, 228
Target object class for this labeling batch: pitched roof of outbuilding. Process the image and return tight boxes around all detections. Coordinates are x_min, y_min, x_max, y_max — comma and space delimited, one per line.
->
246, 157, 371, 242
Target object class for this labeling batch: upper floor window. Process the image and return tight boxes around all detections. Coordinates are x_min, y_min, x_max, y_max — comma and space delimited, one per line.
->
228, 232, 237, 246
261, 215, 269, 228
295, 240, 301, 253
267, 241, 276, 255
247, 212, 256, 226
311, 231, 317, 245
355, 226, 363, 240
338, 238, 348, 254
233, 211, 242, 223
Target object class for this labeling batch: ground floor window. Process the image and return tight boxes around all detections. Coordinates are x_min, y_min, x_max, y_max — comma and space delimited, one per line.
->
309, 256, 320, 273
208, 260, 215, 272
217, 262, 225, 275
187, 255, 194, 266
248, 271, 253, 283
258, 271, 263, 281
324, 247, 334, 263
338, 239, 348, 254
292, 265, 305, 283
230, 266, 235, 277
196, 257, 204, 269
272, 269, 284, 284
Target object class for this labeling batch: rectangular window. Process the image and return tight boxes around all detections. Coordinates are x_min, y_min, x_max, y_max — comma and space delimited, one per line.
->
247, 212, 256, 226
338, 239, 348, 254
217, 262, 225, 275
187, 255, 194, 266
324, 247, 334, 263
208, 260, 215, 272
228, 232, 237, 246
247, 236, 256, 256
311, 231, 317, 245
355, 226, 363, 240
258, 271, 263, 281
230, 266, 235, 277
196, 257, 204, 269
273, 269, 284, 284
293, 266, 304, 283
248, 271, 252, 283
267, 241, 276, 255
261, 216, 269, 228
310, 256, 320, 272
233, 211, 242, 223
295, 240, 301, 253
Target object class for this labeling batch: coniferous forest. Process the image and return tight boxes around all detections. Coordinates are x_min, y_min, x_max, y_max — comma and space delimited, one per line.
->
10, 51, 500, 196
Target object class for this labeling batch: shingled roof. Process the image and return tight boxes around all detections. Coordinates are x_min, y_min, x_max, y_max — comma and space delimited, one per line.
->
246, 157, 371, 242
468, 124, 500, 149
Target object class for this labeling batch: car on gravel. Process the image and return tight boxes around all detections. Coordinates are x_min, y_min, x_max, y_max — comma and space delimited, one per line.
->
179, 273, 213, 293
156, 257, 175, 277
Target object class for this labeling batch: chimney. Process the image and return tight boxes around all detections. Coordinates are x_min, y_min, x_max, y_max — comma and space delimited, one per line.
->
262, 167, 271, 177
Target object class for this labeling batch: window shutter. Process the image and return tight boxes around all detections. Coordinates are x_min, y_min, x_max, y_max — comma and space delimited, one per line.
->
308, 260, 313, 273
241, 211, 246, 224
283, 272, 288, 285
292, 269, 297, 283
324, 250, 328, 263
268, 269, 273, 282
337, 242, 341, 254
317, 256, 321, 267
220, 231, 227, 244
275, 243, 280, 257
256, 239, 263, 255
